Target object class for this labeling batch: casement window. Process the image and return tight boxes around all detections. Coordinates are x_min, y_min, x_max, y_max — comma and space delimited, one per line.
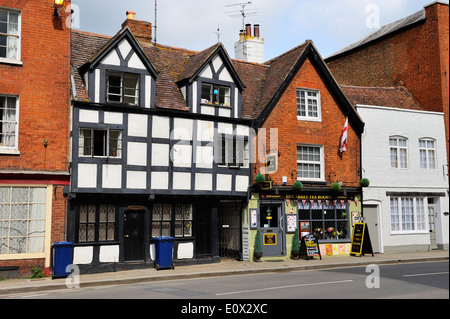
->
297, 145, 324, 181
389, 136, 408, 169
218, 135, 249, 168
79, 128, 122, 158
0, 187, 47, 255
297, 89, 321, 121
0, 9, 20, 62
201, 83, 231, 106
419, 138, 436, 170
106, 72, 139, 105
298, 201, 349, 241
390, 197, 427, 233
152, 204, 193, 238
0, 95, 18, 150
78, 204, 116, 243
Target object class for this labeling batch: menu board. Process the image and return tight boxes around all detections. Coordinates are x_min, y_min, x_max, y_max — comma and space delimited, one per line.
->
300, 234, 322, 260
350, 223, 374, 257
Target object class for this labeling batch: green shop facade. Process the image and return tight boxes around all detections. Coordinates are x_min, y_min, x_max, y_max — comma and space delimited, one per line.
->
242, 185, 363, 261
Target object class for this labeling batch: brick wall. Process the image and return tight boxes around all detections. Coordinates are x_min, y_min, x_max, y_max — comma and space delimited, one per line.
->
0, 0, 71, 173
255, 58, 361, 188
0, 0, 71, 278
326, 3, 449, 169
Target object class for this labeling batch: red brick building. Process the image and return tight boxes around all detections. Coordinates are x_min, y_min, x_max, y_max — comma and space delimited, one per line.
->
326, 1, 449, 173
0, 0, 71, 278
237, 40, 365, 260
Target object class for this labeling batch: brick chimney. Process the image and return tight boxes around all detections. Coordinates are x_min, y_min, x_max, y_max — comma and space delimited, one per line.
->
121, 11, 152, 42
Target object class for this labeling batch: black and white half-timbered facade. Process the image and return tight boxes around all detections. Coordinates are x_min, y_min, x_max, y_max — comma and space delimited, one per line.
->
69, 24, 251, 272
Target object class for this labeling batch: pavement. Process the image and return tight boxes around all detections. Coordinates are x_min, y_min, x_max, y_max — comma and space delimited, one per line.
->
0, 250, 448, 296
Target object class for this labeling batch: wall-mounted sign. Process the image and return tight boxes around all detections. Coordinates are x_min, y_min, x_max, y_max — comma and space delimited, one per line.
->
265, 153, 278, 174
261, 181, 272, 190
250, 209, 257, 229
263, 233, 277, 246
286, 215, 297, 233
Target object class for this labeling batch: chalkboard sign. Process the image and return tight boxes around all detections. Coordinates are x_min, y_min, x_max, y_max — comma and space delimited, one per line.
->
350, 223, 374, 257
300, 234, 322, 260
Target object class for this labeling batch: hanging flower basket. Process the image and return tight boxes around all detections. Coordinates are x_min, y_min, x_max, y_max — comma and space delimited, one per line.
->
360, 178, 370, 187
331, 182, 341, 192
293, 181, 303, 191
254, 174, 265, 185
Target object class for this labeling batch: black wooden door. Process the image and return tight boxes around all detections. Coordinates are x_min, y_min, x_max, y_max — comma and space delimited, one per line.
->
195, 205, 212, 258
124, 211, 145, 261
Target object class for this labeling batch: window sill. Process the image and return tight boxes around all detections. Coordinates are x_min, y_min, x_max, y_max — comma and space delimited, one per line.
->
0, 148, 20, 156
201, 103, 232, 109
297, 116, 322, 122
0, 58, 23, 66
390, 231, 429, 235
218, 164, 248, 169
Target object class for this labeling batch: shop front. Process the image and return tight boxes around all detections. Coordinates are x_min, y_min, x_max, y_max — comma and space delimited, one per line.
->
243, 187, 362, 261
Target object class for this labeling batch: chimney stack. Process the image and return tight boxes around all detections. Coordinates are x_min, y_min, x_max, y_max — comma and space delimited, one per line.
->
126, 11, 136, 20
245, 24, 252, 37
234, 23, 264, 63
122, 11, 153, 42
254, 24, 260, 38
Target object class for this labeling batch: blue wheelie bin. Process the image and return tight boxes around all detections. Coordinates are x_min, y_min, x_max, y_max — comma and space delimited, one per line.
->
52, 241, 73, 278
153, 236, 174, 271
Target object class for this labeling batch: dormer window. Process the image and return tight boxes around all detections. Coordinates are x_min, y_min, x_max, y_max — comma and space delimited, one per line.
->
106, 72, 139, 105
201, 83, 231, 106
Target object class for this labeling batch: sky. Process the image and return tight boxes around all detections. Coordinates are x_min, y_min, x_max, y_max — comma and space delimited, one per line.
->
70, 0, 447, 61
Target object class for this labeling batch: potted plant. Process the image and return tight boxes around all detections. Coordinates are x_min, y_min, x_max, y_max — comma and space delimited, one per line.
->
254, 229, 263, 262
291, 228, 300, 260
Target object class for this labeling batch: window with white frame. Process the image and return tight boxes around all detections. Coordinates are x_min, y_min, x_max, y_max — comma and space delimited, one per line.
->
106, 72, 140, 105
0, 187, 47, 255
296, 89, 321, 121
79, 128, 122, 158
0, 9, 20, 62
389, 136, 408, 169
297, 145, 324, 181
419, 138, 436, 170
0, 95, 18, 149
390, 197, 427, 233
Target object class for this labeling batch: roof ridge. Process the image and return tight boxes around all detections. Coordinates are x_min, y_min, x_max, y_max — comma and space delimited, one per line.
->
264, 40, 311, 65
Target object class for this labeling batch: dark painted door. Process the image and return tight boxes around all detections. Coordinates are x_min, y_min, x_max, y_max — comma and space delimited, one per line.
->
195, 205, 212, 258
124, 211, 145, 261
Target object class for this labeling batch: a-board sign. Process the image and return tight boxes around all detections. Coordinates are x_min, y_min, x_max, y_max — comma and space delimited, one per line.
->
300, 234, 322, 260
350, 223, 374, 257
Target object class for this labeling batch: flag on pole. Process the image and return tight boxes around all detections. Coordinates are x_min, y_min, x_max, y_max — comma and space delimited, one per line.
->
339, 117, 348, 154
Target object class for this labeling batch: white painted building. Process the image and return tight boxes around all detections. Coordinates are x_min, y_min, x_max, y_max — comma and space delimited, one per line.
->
343, 86, 449, 253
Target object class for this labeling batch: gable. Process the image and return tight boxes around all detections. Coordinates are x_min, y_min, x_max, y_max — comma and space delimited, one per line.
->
179, 43, 244, 91
255, 42, 364, 133
79, 28, 157, 77
198, 55, 234, 83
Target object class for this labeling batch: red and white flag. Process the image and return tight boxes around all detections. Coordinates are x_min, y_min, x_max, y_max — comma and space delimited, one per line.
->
339, 117, 348, 154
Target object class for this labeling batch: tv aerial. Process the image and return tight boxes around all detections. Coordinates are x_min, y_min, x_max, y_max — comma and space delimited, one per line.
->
226, 2, 259, 35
